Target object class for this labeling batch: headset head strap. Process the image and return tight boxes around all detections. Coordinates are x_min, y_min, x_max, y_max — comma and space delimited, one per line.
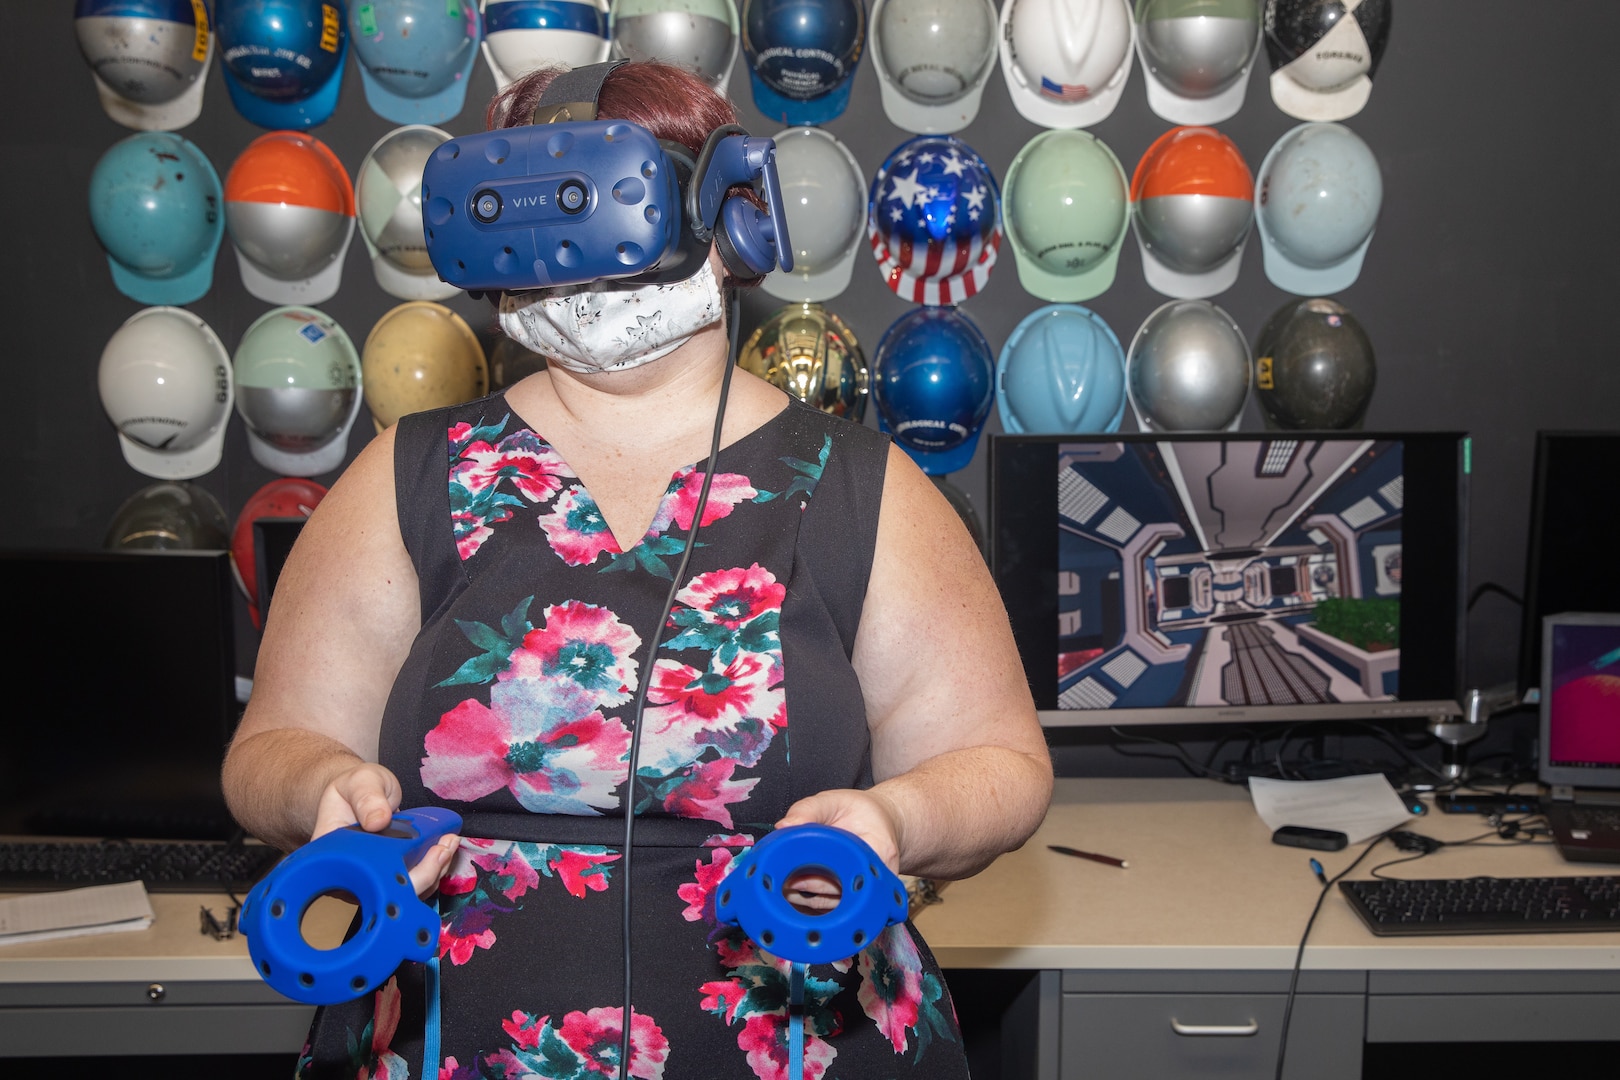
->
531, 60, 627, 124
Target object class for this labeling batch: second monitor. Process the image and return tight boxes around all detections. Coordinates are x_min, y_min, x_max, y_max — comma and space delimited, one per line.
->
991, 434, 1468, 727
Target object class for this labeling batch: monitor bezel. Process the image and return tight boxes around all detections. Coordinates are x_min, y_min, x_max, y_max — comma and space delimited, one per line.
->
1538, 611, 1620, 789
991, 432, 1469, 728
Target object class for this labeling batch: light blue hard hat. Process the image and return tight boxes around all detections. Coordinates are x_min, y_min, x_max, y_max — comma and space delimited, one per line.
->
88, 132, 224, 305
997, 305, 1126, 434
1256, 121, 1382, 295
350, 0, 483, 124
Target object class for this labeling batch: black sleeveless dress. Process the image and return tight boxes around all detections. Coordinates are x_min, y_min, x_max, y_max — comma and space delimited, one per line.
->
296, 393, 972, 1080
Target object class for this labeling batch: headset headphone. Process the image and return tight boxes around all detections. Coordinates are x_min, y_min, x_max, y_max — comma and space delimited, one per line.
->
422, 60, 793, 292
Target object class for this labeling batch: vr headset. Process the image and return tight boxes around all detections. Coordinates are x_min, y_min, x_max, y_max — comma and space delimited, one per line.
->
422, 60, 793, 292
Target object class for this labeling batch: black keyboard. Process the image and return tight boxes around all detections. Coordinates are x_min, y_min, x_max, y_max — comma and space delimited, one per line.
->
0, 839, 283, 893
1340, 875, 1620, 935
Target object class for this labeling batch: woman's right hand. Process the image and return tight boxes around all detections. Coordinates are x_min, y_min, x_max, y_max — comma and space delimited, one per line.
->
312, 762, 459, 898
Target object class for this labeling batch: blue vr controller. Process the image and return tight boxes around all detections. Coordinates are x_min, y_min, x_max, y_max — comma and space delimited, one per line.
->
715, 824, 909, 963
421, 120, 793, 292
240, 807, 462, 1005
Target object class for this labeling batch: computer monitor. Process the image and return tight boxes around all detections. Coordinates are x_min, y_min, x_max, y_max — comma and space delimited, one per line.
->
1539, 612, 1620, 790
1518, 432, 1620, 699
990, 433, 1468, 727
253, 516, 306, 619
0, 549, 239, 839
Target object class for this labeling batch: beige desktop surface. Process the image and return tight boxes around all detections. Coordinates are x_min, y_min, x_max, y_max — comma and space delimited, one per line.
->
911, 778, 1620, 971
5, 778, 1620, 985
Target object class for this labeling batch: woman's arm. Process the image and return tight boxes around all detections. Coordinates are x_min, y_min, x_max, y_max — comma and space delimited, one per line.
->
778, 445, 1053, 880
221, 428, 451, 882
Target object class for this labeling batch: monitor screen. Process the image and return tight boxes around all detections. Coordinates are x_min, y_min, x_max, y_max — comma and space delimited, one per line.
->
0, 549, 240, 839
991, 434, 1468, 726
1518, 432, 1620, 698
1540, 614, 1620, 787
253, 516, 306, 620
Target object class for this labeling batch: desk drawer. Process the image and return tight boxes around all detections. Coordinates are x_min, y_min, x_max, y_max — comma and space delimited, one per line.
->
1060, 993, 1362, 1080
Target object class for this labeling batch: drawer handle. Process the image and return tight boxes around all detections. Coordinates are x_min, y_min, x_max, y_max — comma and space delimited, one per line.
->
1169, 1019, 1259, 1037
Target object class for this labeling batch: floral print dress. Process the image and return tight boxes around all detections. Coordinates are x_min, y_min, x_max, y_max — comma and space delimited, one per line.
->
296, 394, 970, 1080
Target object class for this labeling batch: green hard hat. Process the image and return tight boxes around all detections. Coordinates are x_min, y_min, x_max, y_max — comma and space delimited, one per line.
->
1003, 129, 1131, 303
233, 306, 363, 477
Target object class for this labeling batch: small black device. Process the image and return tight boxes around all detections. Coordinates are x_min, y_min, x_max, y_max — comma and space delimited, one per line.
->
1340, 875, 1620, 935
1272, 825, 1349, 851
1436, 792, 1543, 815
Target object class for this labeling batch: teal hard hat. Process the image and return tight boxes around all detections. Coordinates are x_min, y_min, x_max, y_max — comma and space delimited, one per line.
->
1003, 129, 1130, 303
997, 304, 1127, 434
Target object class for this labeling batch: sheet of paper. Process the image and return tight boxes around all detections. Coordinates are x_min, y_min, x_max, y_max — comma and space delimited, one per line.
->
1248, 774, 1415, 844
0, 880, 154, 946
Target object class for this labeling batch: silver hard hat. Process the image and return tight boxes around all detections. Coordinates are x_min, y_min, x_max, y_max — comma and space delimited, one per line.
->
1135, 0, 1262, 123
610, 0, 740, 89
1127, 299, 1251, 432
356, 125, 459, 300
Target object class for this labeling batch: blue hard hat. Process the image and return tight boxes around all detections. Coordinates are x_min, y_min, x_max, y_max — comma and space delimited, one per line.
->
216, 0, 349, 130
742, 0, 866, 125
74, 0, 214, 130
997, 305, 1126, 434
89, 132, 224, 305
350, 0, 482, 124
873, 307, 995, 476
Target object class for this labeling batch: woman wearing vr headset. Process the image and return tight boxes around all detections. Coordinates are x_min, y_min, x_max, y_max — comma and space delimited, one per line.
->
224, 61, 1050, 1080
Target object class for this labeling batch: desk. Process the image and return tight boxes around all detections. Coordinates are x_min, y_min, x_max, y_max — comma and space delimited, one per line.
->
4, 779, 1619, 1075
910, 778, 1620, 1079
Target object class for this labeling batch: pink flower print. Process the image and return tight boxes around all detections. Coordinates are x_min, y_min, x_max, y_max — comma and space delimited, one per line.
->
655, 757, 758, 828
639, 653, 785, 774
503, 601, 641, 710
501, 1010, 546, 1051
470, 844, 543, 901
356, 977, 408, 1080
736, 1014, 835, 1080
451, 510, 494, 561
421, 677, 631, 816
451, 429, 573, 502
549, 847, 620, 899
440, 1057, 480, 1080
557, 1006, 669, 1080
678, 845, 737, 923
676, 565, 786, 630
857, 924, 925, 1053
539, 486, 621, 566
651, 469, 759, 535
439, 899, 499, 965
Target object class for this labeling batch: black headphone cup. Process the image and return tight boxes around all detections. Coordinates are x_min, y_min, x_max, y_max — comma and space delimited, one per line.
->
717, 196, 777, 280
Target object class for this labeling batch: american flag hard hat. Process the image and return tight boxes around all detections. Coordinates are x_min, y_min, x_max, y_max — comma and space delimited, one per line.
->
867, 135, 1003, 306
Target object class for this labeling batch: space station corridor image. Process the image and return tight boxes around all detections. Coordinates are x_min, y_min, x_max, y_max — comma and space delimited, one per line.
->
1055, 439, 1403, 711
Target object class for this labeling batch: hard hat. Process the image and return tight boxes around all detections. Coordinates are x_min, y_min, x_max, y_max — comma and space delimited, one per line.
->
872, 307, 995, 475
225, 131, 357, 305
355, 125, 460, 301
362, 302, 490, 431
1134, 0, 1262, 125
97, 307, 234, 480
932, 475, 985, 557
610, 0, 740, 91
741, 0, 866, 126
1002, 129, 1129, 303
481, 0, 611, 90
104, 481, 231, 551
997, 0, 1135, 129
1127, 299, 1251, 431
997, 304, 1126, 434
215, 0, 348, 129
1254, 296, 1375, 430
867, 135, 1002, 306
232, 307, 363, 477
761, 127, 866, 303
350, 0, 483, 124
488, 336, 548, 390
1255, 121, 1381, 294
1264, 0, 1391, 122
1130, 125, 1253, 298
871, 0, 998, 134
88, 132, 223, 306
738, 302, 869, 421
230, 477, 329, 627
73, 0, 213, 131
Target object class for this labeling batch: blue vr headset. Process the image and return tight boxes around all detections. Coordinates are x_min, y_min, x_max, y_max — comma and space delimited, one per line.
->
422, 60, 793, 292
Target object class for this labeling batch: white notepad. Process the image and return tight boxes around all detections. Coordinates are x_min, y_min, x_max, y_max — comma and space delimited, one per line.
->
0, 881, 155, 946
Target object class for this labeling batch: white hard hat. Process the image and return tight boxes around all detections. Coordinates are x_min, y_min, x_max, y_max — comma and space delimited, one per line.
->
762, 127, 866, 304
481, 0, 612, 89
98, 307, 234, 480
998, 0, 1135, 129
871, 0, 999, 134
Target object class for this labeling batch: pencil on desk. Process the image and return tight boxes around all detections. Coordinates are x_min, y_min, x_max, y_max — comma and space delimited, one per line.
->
1048, 844, 1129, 869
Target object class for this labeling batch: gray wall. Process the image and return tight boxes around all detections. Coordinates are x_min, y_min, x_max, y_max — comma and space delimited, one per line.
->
8, 2, 1617, 702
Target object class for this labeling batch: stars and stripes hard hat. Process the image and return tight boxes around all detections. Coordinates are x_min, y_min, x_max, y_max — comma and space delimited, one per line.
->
866, 135, 1002, 306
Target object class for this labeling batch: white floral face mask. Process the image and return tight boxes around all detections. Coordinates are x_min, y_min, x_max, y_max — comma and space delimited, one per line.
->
498, 259, 725, 375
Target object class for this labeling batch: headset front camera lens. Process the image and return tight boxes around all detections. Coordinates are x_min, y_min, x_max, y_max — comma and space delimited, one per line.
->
472, 190, 502, 224
558, 180, 588, 215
